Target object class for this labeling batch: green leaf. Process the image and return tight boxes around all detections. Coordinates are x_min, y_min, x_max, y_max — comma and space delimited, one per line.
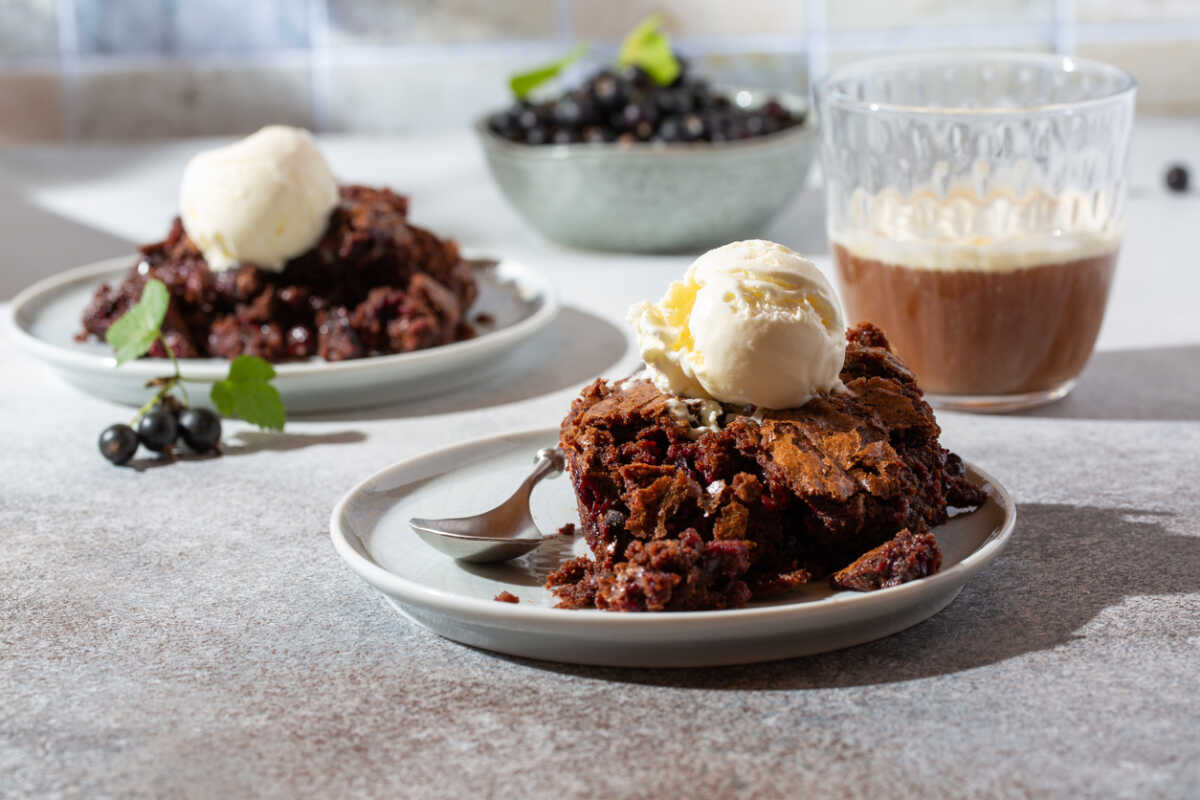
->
617, 14, 680, 86
226, 354, 276, 384
105, 279, 170, 365
210, 355, 286, 431
509, 44, 587, 100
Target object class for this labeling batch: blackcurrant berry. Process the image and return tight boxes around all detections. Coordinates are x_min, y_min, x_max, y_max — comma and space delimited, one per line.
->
99, 424, 139, 465
488, 110, 517, 138
589, 72, 627, 110
524, 125, 549, 145
619, 65, 652, 91
136, 408, 178, 453
1166, 164, 1190, 193
582, 126, 613, 144
619, 101, 657, 130
551, 127, 579, 144
553, 96, 583, 127
515, 106, 540, 131
655, 89, 688, 116
658, 117, 681, 142
177, 408, 222, 453
681, 113, 706, 141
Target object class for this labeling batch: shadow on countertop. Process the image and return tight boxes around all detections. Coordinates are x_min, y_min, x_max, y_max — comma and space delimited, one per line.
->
1015, 344, 1200, 422
498, 503, 1199, 688
122, 430, 366, 470
304, 305, 629, 421
225, 430, 367, 454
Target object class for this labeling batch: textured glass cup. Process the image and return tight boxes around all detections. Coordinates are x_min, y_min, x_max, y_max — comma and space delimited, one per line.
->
818, 53, 1136, 411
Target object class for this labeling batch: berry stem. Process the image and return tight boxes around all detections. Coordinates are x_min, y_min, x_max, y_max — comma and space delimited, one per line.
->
160, 334, 190, 405
129, 378, 178, 426
128, 334, 190, 425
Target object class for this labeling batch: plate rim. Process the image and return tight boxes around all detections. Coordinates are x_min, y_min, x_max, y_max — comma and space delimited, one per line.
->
329, 425, 1017, 629
6, 255, 560, 380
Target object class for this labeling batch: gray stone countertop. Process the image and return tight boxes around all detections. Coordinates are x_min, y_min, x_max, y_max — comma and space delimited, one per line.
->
2, 121, 1199, 798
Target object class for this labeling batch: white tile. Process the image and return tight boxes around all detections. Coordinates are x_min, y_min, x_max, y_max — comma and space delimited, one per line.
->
71, 0, 309, 55
321, 52, 547, 132
692, 51, 809, 94
0, 71, 62, 141
1078, 40, 1200, 114
69, 63, 313, 139
72, 0, 171, 55
826, 42, 1052, 74
325, 0, 560, 44
0, 0, 58, 60
1078, 0, 1200, 22
172, 0, 310, 52
570, 0, 805, 38
827, 0, 1053, 30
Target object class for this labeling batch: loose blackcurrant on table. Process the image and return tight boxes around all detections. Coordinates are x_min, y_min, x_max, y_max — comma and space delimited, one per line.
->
1166, 164, 1190, 193
177, 408, 222, 453
137, 408, 178, 452
98, 424, 139, 465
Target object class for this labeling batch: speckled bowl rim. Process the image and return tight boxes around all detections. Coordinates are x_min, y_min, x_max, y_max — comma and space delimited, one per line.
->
474, 87, 813, 160
330, 426, 1016, 628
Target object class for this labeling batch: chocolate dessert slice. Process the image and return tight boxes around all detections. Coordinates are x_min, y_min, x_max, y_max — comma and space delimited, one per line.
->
78, 185, 478, 363
548, 323, 985, 611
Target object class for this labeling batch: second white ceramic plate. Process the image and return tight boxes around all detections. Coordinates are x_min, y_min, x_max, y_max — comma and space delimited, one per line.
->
330, 427, 1016, 668
8, 256, 557, 412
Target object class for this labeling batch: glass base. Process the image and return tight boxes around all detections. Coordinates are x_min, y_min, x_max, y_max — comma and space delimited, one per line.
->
926, 380, 1077, 413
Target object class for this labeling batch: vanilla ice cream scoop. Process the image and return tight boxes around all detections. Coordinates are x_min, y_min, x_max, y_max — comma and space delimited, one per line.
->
179, 126, 338, 272
629, 239, 846, 409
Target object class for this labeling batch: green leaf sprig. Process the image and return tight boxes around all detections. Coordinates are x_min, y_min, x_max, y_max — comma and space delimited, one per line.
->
505, 15, 681, 100
617, 14, 680, 86
211, 356, 285, 432
106, 278, 287, 431
509, 44, 588, 100
106, 278, 170, 365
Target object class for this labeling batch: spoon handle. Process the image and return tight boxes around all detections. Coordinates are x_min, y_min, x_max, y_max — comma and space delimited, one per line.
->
514, 447, 565, 503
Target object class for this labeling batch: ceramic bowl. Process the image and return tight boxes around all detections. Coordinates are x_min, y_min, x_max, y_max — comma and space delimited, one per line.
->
476, 89, 815, 253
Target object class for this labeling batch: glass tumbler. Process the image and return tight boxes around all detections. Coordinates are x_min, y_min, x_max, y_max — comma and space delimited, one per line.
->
818, 53, 1136, 412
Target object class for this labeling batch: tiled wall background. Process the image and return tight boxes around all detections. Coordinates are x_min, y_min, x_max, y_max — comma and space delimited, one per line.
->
2, 0, 1200, 142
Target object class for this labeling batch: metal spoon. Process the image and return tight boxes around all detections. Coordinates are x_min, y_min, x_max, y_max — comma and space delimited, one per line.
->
409, 447, 567, 564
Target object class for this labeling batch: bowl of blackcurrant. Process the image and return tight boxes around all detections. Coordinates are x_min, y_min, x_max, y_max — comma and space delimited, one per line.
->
478, 62, 814, 253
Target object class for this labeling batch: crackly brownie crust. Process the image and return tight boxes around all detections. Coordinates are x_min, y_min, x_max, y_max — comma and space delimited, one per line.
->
77, 185, 478, 362
548, 322, 986, 611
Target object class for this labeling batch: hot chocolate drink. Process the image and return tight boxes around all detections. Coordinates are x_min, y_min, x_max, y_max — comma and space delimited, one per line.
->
830, 189, 1120, 400
833, 241, 1118, 397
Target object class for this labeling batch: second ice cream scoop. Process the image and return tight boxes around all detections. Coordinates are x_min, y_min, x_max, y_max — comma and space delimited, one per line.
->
179, 125, 339, 272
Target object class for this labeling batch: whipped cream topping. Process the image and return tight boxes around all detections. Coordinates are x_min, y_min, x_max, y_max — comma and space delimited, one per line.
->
833, 187, 1122, 272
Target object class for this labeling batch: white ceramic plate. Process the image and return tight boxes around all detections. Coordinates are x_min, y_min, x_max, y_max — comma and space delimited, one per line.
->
330, 427, 1016, 668
7, 256, 558, 412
